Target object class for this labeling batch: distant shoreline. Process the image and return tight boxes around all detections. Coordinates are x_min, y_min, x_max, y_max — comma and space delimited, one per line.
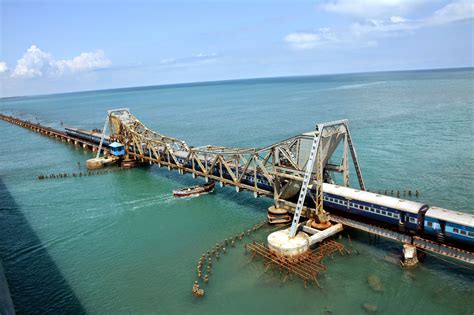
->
1, 66, 472, 100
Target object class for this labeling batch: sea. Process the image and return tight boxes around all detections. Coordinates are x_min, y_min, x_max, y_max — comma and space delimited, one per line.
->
0, 68, 473, 314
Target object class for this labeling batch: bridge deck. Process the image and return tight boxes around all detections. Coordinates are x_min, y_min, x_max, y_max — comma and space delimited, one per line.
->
0, 114, 107, 153
1, 113, 472, 266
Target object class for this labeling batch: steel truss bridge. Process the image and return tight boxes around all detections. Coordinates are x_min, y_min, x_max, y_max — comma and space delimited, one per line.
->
105, 108, 364, 221
1, 110, 472, 264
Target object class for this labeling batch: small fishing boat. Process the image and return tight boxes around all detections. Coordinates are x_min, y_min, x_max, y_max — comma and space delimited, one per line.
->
173, 182, 215, 197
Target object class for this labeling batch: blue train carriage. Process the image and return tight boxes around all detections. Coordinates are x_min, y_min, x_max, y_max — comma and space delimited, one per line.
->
322, 184, 428, 232
424, 207, 474, 246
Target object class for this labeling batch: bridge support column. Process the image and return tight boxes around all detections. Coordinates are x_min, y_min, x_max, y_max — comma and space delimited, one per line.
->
268, 228, 309, 257
401, 244, 418, 267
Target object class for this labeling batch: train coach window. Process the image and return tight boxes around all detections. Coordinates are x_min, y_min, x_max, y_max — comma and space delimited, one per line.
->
460, 230, 467, 235
453, 228, 459, 234
381, 210, 386, 215
427, 221, 433, 227
468, 232, 474, 237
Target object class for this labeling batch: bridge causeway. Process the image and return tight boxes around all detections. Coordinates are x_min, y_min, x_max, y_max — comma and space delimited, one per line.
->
1, 111, 473, 266
0, 114, 108, 153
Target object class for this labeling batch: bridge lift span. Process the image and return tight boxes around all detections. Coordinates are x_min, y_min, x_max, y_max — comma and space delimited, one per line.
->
1, 111, 472, 264
101, 109, 365, 233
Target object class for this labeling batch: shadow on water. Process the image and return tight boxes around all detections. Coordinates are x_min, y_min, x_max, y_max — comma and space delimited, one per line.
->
0, 177, 86, 314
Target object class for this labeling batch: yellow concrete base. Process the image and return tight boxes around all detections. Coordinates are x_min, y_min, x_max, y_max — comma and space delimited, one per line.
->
86, 158, 105, 170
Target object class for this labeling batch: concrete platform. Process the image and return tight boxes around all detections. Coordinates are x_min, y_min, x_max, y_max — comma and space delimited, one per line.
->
267, 229, 309, 257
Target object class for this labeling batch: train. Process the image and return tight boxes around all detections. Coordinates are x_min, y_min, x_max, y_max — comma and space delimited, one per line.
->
66, 126, 474, 248
322, 184, 474, 247
65, 127, 110, 145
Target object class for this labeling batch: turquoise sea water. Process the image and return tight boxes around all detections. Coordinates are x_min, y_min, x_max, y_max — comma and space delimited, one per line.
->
0, 68, 473, 314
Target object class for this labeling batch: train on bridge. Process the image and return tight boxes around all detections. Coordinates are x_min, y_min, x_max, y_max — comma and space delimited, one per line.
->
66, 126, 474, 249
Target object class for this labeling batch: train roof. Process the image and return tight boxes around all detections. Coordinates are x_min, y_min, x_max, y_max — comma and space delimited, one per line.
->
65, 126, 109, 139
322, 183, 426, 214
425, 207, 474, 228
109, 142, 124, 148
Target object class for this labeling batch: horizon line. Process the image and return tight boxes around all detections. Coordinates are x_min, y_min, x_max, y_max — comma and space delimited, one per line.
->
1, 65, 473, 100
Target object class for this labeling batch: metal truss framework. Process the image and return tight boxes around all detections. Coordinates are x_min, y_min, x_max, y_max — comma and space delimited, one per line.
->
106, 109, 365, 217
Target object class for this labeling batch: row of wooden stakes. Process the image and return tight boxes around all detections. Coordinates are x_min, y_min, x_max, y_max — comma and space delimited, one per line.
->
192, 219, 267, 297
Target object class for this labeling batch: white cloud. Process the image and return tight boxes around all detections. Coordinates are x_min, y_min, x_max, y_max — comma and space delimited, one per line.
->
11, 45, 111, 79
351, 17, 416, 37
55, 50, 111, 74
160, 53, 218, 66
429, 0, 474, 25
0, 62, 8, 74
11, 45, 52, 78
349, 1, 473, 37
285, 32, 320, 49
285, 28, 337, 50
390, 16, 408, 24
321, 0, 429, 18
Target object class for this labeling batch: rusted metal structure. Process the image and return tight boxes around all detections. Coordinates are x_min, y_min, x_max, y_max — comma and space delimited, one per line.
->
1, 111, 473, 266
106, 109, 363, 206
246, 240, 348, 288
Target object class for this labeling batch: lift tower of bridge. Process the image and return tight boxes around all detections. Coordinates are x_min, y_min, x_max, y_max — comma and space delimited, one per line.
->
287, 120, 366, 238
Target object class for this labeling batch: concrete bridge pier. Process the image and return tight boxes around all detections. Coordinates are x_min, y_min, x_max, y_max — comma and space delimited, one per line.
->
401, 244, 419, 267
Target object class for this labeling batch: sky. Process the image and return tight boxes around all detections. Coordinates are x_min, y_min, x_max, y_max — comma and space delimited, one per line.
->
0, 0, 473, 97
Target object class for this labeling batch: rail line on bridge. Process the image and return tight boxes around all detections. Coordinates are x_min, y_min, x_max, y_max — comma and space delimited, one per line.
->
0, 114, 108, 153
1, 111, 473, 266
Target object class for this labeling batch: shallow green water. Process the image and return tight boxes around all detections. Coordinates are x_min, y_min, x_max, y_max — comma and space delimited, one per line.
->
0, 68, 473, 314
